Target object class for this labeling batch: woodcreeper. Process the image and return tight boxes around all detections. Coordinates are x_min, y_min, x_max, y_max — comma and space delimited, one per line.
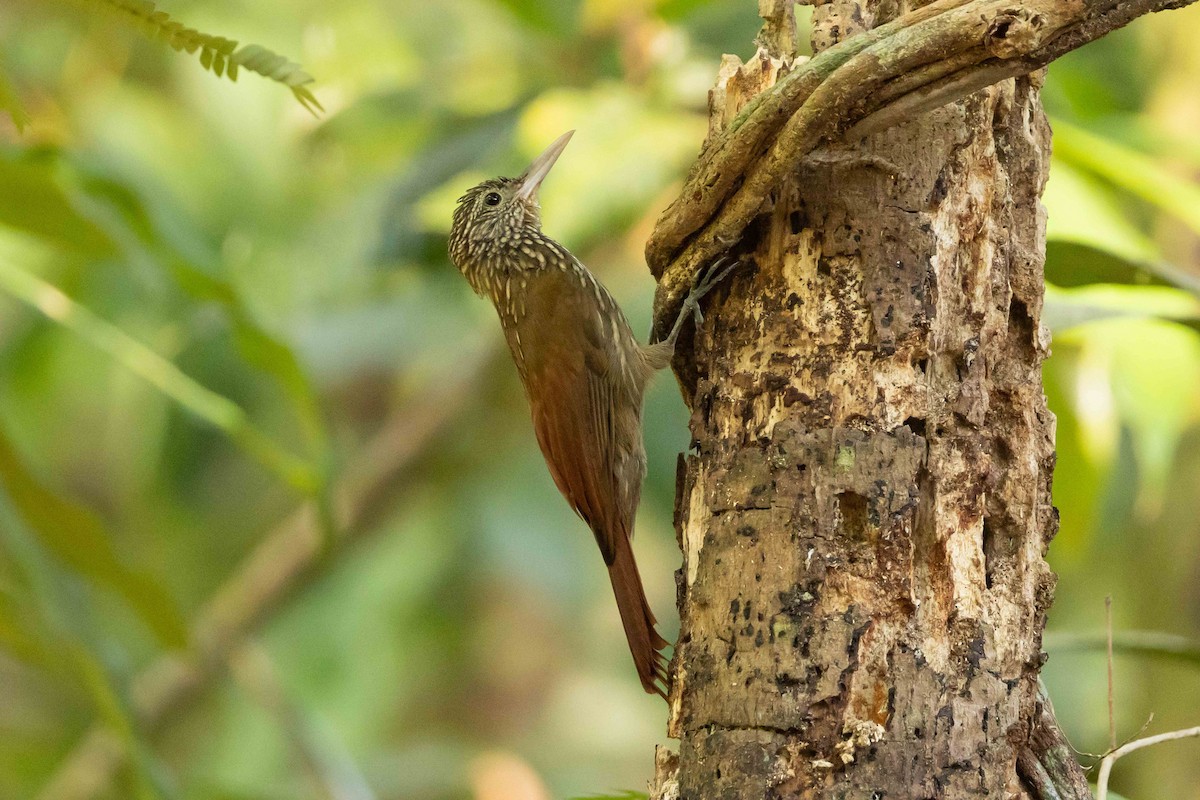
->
449, 131, 736, 697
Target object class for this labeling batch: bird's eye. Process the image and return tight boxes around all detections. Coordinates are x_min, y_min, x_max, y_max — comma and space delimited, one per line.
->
484, 192, 502, 206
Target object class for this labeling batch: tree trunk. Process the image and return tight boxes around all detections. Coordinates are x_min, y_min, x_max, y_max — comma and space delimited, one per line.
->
654, 3, 1091, 797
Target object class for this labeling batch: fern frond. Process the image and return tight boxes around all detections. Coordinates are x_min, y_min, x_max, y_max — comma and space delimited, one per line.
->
73, 0, 322, 114
231, 44, 322, 114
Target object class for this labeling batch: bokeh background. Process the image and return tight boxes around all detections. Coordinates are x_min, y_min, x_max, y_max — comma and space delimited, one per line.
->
1, 1, 1199, 798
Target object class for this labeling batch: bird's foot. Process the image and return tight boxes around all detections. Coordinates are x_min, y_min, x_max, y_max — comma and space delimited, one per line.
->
683, 255, 742, 326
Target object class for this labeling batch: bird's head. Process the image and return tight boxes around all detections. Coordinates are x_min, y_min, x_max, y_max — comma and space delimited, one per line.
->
449, 130, 573, 272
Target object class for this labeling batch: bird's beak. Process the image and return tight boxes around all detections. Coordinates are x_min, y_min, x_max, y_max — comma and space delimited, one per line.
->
515, 130, 574, 203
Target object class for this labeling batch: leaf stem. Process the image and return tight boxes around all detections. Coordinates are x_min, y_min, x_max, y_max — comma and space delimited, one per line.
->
0, 260, 318, 494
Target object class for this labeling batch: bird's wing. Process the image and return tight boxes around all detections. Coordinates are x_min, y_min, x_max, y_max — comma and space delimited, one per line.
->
528, 340, 627, 564
514, 269, 633, 564
513, 263, 668, 696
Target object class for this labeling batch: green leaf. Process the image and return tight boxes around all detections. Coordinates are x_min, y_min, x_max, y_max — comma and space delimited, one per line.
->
64, 166, 335, 542
0, 155, 117, 255
0, 63, 30, 132
1044, 284, 1200, 334
1046, 241, 1157, 289
0, 259, 321, 496
492, 0, 578, 33
1043, 159, 1200, 294
1047, 290, 1200, 505
67, 640, 176, 800
74, 168, 329, 457
0, 427, 188, 649
0, 478, 173, 799
1091, 117, 1200, 174
0, 591, 60, 671
1044, 159, 1155, 267
1053, 116, 1200, 239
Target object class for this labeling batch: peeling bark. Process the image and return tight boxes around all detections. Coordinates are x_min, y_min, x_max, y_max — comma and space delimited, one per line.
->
652, 3, 1092, 797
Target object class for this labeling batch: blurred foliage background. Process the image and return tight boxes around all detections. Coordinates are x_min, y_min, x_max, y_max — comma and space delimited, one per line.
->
1, 1, 1199, 798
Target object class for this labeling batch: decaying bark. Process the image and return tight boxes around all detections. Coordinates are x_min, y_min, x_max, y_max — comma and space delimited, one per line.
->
648, 0, 1195, 340
650, 2, 1104, 797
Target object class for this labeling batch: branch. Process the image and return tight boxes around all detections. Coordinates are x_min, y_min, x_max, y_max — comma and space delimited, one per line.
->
648, 0, 1197, 337
1095, 725, 1200, 800
35, 339, 499, 800
1017, 682, 1093, 800
1045, 630, 1200, 667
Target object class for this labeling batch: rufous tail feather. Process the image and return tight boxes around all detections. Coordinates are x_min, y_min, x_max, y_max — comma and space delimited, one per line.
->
606, 534, 670, 698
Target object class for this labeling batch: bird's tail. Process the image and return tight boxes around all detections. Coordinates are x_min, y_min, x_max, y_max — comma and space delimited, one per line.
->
606, 534, 671, 698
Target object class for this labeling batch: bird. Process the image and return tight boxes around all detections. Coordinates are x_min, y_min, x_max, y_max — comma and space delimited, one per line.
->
448, 130, 736, 698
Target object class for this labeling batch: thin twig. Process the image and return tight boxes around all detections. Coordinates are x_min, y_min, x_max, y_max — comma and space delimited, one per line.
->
1106, 596, 1115, 752
1067, 714, 1155, 762
1095, 725, 1200, 800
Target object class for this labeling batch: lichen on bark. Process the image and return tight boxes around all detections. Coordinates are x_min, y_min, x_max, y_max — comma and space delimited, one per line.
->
652, 4, 1087, 796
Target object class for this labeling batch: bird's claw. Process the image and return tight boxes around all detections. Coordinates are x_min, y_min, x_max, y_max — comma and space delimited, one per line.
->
660, 255, 743, 348
687, 255, 742, 304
